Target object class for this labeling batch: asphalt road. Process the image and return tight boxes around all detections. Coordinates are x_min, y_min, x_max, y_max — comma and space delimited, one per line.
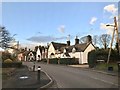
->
23, 62, 119, 88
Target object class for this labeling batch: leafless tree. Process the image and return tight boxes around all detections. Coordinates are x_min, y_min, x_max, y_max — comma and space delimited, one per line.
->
79, 36, 87, 43
99, 34, 111, 49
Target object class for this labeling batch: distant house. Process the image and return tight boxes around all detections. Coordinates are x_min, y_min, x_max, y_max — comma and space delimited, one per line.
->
36, 47, 42, 61
17, 48, 35, 61
48, 35, 96, 64
35, 46, 48, 61
27, 51, 36, 61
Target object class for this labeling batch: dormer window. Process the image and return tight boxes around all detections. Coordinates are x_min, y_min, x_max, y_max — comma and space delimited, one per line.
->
72, 47, 76, 53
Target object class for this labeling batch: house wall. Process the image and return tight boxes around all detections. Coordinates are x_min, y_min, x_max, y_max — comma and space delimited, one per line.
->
18, 53, 24, 61
48, 43, 56, 58
82, 44, 95, 64
69, 52, 84, 64
36, 48, 41, 61
79, 52, 83, 64
56, 53, 61, 58
28, 52, 35, 61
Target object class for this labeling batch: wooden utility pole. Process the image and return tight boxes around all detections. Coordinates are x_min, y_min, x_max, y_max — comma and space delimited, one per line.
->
107, 16, 119, 64
114, 17, 119, 54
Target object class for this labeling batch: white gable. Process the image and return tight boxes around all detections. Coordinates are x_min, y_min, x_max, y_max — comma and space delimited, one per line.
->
36, 48, 41, 60
82, 43, 95, 63
48, 43, 56, 58
84, 43, 95, 52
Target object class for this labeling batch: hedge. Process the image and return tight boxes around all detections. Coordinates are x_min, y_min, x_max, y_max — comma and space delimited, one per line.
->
59, 58, 79, 65
49, 58, 58, 64
88, 50, 96, 68
2, 61, 22, 68
88, 49, 120, 68
42, 58, 79, 65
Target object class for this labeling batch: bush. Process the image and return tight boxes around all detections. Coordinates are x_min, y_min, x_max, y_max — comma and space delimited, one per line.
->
2, 52, 11, 62
60, 58, 79, 65
49, 58, 58, 64
48, 58, 79, 65
88, 49, 120, 68
2, 51, 17, 62
4, 59, 13, 63
88, 50, 96, 68
41, 59, 47, 62
2, 61, 22, 68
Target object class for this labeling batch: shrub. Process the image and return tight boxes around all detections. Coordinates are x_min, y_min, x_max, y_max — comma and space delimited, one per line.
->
2, 51, 17, 62
49, 58, 58, 64
41, 59, 47, 62
60, 58, 79, 65
4, 59, 13, 63
48, 58, 79, 65
88, 50, 96, 68
88, 49, 120, 68
2, 52, 11, 62
2, 61, 22, 68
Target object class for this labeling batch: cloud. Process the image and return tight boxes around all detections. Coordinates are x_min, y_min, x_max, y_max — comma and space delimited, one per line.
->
27, 35, 66, 43
104, 4, 118, 15
20, 42, 46, 50
100, 23, 114, 35
90, 17, 97, 25
58, 25, 65, 33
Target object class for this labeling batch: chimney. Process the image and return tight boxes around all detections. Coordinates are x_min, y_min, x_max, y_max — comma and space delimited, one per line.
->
75, 36, 79, 45
67, 41, 70, 46
67, 35, 70, 46
87, 35, 92, 43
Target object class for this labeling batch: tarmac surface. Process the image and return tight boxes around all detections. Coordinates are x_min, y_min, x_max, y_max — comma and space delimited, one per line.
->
2, 66, 51, 90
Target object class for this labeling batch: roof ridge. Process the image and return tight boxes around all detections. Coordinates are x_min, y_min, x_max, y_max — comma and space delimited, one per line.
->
51, 42, 67, 45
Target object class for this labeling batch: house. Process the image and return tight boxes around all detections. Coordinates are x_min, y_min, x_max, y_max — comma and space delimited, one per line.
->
36, 47, 42, 61
48, 35, 96, 64
17, 48, 34, 61
35, 46, 48, 61
48, 42, 67, 58
27, 51, 36, 61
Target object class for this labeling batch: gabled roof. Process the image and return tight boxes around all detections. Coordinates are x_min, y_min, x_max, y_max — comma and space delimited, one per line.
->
51, 42, 67, 50
28, 51, 36, 56
61, 42, 95, 53
74, 43, 89, 52
75, 42, 95, 52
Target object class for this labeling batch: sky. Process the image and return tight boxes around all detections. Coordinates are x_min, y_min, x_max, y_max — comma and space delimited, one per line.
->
1, 1, 119, 49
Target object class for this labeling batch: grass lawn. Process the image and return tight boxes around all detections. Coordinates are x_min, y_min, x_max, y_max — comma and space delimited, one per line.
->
95, 62, 118, 72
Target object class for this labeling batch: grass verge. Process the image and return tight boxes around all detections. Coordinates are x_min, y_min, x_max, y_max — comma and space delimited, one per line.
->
95, 63, 118, 72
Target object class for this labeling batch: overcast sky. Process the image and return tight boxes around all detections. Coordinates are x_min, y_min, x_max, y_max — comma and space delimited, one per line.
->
1, 1, 119, 48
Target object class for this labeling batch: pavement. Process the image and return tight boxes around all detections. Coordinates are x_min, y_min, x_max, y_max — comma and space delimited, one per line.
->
2, 65, 52, 90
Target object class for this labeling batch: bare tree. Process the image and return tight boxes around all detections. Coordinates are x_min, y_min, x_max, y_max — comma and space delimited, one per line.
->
99, 34, 111, 49
79, 36, 87, 43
